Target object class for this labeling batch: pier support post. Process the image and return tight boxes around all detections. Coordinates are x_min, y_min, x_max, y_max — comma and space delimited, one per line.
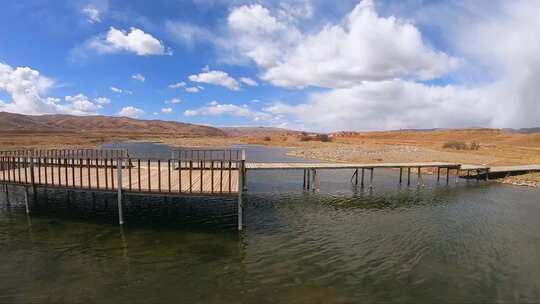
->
407, 168, 411, 186
312, 169, 320, 192
417, 167, 423, 186
117, 157, 124, 225
5, 184, 9, 206
437, 167, 441, 183
30, 157, 37, 204
446, 168, 450, 184
369, 168, 374, 189
24, 186, 30, 214
399, 168, 403, 184
237, 157, 244, 231
355, 169, 359, 185
303, 169, 306, 190
241, 150, 247, 192
361, 168, 365, 188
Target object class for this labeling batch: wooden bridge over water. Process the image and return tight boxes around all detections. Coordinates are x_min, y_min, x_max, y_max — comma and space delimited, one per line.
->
1, 148, 539, 230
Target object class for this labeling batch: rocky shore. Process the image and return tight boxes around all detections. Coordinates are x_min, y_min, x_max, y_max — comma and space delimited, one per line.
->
498, 173, 540, 188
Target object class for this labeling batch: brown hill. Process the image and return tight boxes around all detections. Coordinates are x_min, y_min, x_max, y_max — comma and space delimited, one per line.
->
0, 112, 225, 137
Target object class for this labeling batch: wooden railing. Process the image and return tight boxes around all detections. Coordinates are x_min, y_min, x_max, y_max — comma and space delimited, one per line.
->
0, 149, 128, 159
173, 148, 244, 162
0, 149, 245, 195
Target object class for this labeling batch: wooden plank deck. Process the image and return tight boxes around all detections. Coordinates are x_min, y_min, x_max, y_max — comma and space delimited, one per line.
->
245, 162, 461, 170
461, 164, 540, 173
0, 163, 239, 195
489, 165, 540, 173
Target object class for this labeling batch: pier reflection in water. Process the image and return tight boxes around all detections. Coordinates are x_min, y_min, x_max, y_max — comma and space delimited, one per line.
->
1, 143, 540, 303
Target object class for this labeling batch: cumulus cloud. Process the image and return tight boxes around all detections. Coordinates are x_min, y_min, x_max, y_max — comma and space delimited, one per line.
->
165, 21, 215, 47
94, 97, 111, 105
168, 81, 186, 89
184, 100, 276, 122
189, 69, 241, 90
118, 106, 144, 118
82, 5, 101, 23
0, 62, 102, 115
265, 80, 493, 131
88, 27, 171, 56
110, 86, 132, 94
212, 0, 538, 130
227, 0, 458, 89
131, 73, 145, 82
161, 107, 173, 113
185, 86, 201, 93
164, 98, 181, 104
64, 94, 103, 114
239, 77, 258, 86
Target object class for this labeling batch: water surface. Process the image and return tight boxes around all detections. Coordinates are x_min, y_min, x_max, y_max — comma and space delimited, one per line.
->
1, 143, 540, 303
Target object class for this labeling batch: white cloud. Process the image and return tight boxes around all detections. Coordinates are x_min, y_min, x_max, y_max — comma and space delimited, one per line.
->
239, 77, 258, 86
94, 97, 111, 105
161, 107, 173, 113
0, 62, 101, 116
189, 69, 241, 90
82, 5, 101, 23
227, 0, 458, 89
165, 21, 215, 47
164, 98, 181, 104
64, 94, 103, 114
131, 73, 145, 82
185, 86, 201, 93
110, 86, 132, 94
265, 80, 492, 132
88, 27, 171, 56
451, 1, 540, 128
227, 4, 300, 68
118, 106, 144, 118
184, 101, 274, 122
168, 81, 186, 89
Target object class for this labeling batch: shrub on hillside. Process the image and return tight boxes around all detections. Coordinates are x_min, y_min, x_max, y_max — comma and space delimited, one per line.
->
443, 141, 468, 150
469, 141, 480, 150
316, 134, 332, 142
443, 141, 480, 150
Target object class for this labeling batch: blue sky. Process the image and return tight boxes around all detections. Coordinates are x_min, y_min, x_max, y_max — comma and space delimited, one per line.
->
1, 0, 539, 131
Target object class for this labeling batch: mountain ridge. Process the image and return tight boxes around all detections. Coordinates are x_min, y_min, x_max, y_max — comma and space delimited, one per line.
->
0, 112, 226, 136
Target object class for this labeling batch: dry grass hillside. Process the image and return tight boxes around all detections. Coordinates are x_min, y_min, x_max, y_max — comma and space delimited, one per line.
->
0, 112, 225, 136
282, 128, 540, 166
0, 112, 226, 149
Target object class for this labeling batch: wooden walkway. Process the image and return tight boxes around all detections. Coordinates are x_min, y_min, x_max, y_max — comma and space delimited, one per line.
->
461, 164, 540, 177
246, 162, 460, 170
2, 148, 540, 231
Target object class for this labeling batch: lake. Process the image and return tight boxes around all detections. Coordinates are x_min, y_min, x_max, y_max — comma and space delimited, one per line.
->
1, 142, 540, 303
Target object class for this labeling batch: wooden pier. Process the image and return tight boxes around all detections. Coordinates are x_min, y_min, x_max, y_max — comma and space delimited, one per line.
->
1, 148, 540, 231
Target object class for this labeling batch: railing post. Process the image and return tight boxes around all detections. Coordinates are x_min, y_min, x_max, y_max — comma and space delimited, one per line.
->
369, 168, 374, 189
241, 149, 247, 192
24, 186, 30, 214
117, 157, 124, 225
